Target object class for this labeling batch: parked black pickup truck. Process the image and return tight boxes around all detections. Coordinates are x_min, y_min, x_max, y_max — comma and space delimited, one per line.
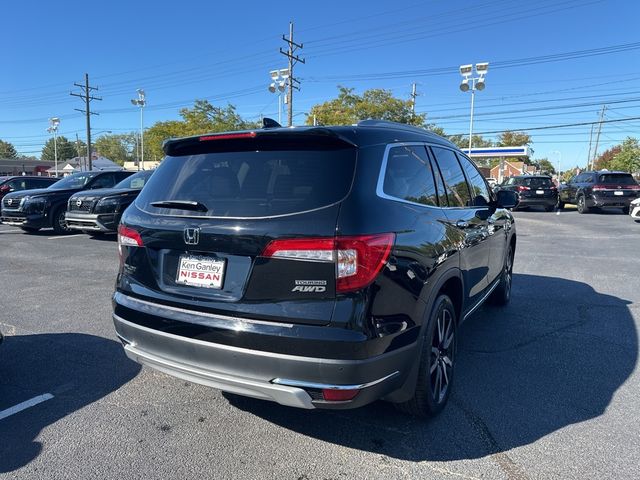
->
1, 170, 133, 234
65, 169, 154, 234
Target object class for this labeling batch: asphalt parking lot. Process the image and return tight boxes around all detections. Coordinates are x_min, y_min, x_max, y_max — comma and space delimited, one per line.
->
1, 208, 638, 480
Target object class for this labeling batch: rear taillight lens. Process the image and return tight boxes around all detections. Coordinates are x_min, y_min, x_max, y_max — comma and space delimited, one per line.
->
592, 185, 607, 191
118, 225, 143, 262
516, 186, 530, 192
262, 233, 395, 293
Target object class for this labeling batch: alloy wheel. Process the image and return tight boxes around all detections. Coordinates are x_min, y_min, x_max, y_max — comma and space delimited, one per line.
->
430, 307, 455, 404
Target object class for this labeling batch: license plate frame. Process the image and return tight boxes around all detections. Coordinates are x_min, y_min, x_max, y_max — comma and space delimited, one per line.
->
176, 255, 226, 289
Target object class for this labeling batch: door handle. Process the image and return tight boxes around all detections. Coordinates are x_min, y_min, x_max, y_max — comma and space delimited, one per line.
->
456, 220, 470, 229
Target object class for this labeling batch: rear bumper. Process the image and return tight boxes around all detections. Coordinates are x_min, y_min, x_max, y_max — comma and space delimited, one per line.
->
588, 194, 636, 208
517, 196, 556, 207
65, 212, 117, 232
112, 294, 414, 409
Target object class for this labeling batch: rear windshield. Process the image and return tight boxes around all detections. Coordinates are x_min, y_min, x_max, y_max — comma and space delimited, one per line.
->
136, 149, 356, 218
599, 174, 636, 185
506, 177, 553, 188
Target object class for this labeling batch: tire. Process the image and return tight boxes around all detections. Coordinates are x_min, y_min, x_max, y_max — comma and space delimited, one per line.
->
395, 294, 457, 417
622, 206, 630, 215
20, 226, 40, 233
52, 207, 72, 235
489, 244, 514, 306
576, 195, 589, 214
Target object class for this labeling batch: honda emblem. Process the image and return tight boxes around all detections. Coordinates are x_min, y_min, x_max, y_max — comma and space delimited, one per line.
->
184, 227, 200, 245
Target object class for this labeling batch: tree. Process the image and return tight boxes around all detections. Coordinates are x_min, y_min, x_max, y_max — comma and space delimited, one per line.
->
41, 136, 78, 162
307, 87, 426, 127
95, 134, 137, 165
610, 137, 640, 173
144, 100, 257, 161
497, 131, 532, 146
448, 134, 494, 149
0, 139, 18, 158
593, 145, 621, 171
535, 158, 556, 174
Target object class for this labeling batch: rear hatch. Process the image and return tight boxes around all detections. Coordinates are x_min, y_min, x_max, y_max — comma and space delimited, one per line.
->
119, 130, 358, 325
515, 177, 556, 199
592, 173, 640, 200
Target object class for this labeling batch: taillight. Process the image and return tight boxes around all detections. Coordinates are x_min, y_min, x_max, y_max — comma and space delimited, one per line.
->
262, 233, 395, 293
516, 186, 530, 192
118, 225, 143, 262
592, 185, 607, 191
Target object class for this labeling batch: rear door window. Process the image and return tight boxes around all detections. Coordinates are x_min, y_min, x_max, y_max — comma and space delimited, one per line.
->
136, 149, 356, 218
383, 145, 438, 206
430, 146, 471, 207
521, 177, 553, 188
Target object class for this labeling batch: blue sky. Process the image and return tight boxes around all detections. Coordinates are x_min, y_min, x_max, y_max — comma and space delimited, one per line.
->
1, 0, 639, 170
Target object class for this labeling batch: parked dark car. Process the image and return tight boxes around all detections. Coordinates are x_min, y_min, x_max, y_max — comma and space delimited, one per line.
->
113, 120, 518, 417
0, 175, 59, 201
65, 169, 154, 234
494, 175, 557, 211
558, 171, 640, 214
1, 170, 134, 234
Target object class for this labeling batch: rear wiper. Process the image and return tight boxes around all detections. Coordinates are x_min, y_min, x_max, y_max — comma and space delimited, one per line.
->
150, 200, 208, 212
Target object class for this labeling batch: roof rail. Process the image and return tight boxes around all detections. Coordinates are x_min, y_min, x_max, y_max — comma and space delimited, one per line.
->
356, 119, 430, 135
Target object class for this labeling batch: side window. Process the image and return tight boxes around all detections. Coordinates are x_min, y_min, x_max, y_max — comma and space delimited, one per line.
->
383, 145, 438, 207
574, 174, 585, 183
456, 153, 490, 206
430, 146, 471, 207
8, 179, 27, 191
116, 172, 133, 183
89, 174, 116, 189
584, 174, 594, 183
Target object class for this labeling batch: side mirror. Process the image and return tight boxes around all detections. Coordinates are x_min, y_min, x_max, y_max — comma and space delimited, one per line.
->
496, 189, 518, 209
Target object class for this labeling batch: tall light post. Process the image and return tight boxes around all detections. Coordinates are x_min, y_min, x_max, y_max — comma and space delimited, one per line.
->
551, 150, 562, 185
459, 62, 488, 154
268, 69, 289, 125
131, 89, 146, 170
47, 117, 60, 177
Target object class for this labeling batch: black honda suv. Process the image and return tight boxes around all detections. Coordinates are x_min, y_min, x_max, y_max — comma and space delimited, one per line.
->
113, 120, 518, 416
1, 170, 133, 234
558, 170, 640, 214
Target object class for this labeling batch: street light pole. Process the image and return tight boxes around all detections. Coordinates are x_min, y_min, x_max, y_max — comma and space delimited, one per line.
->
47, 117, 60, 177
268, 69, 289, 125
131, 89, 146, 170
459, 63, 488, 156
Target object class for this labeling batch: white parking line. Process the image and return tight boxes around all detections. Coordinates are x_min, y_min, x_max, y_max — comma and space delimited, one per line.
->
0, 393, 54, 421
47, 234, 86, 240
0, 229, 22, 234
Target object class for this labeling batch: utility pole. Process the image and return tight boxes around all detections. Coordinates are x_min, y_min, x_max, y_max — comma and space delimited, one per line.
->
586, 123, 595, 170
410, 82, 418, 114
591, 105, 606, 169
280, 21, 304, 127
70, 73, 101, 171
